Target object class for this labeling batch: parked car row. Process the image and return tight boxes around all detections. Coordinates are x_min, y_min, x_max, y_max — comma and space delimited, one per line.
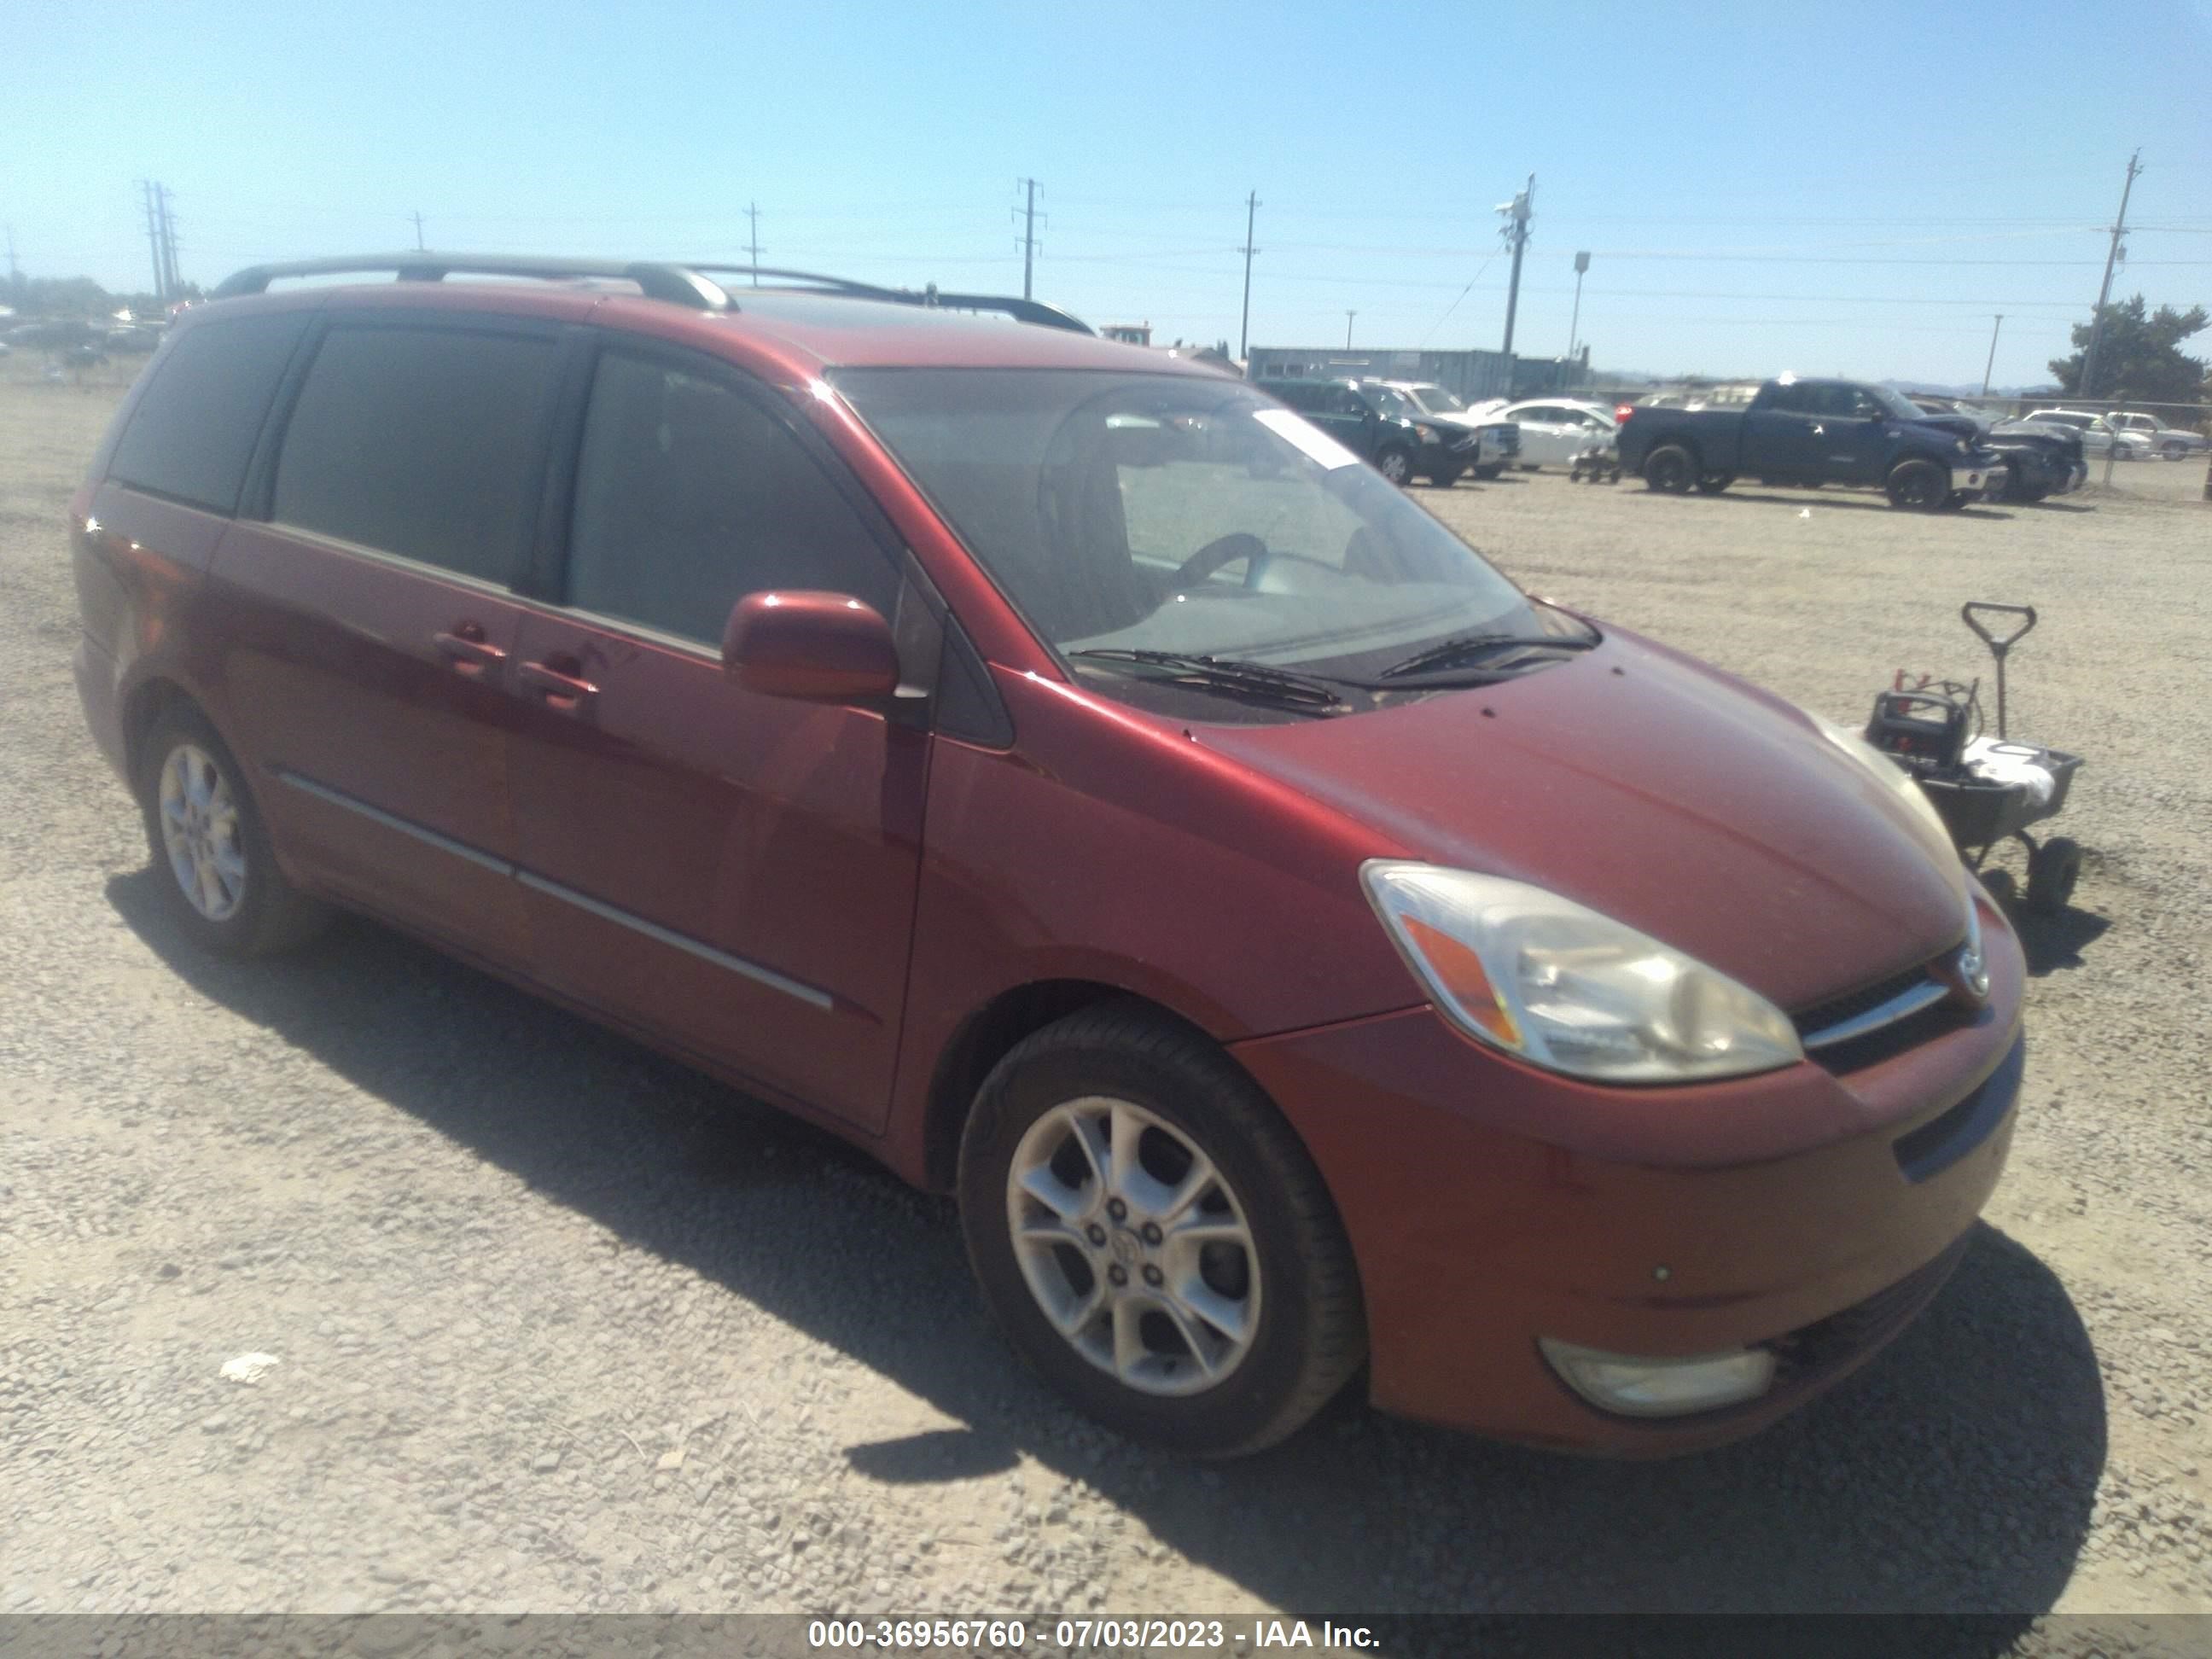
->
1255, 377, 1519, 486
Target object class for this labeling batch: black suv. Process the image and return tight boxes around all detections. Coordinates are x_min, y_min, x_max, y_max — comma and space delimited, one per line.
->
1255, 377, 1478, 486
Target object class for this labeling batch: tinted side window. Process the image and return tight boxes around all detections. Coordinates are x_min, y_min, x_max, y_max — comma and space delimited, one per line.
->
108, 312, 311, 513
272, 324, 561, 581
1763, 384, 1815, 415
1266, 381, 1315, 411
565, 351, 896, 645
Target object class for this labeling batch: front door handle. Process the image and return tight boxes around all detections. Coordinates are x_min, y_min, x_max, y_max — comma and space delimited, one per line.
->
517, 658, 599, 711
434, 626, 507, 676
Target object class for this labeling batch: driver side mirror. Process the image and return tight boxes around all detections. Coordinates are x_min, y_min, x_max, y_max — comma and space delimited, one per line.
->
722, 591, 901, 704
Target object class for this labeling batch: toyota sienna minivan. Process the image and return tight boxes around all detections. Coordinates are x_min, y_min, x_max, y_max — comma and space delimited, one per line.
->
70, 254, 2023, 1458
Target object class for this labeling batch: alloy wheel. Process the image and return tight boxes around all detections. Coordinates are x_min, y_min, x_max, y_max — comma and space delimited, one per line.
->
1005, 1096, 1261, 1396
158, 743, 247, 922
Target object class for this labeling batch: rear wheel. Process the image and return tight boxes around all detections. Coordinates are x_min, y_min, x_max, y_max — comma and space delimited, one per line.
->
138, 707, 329, 957
958, 1003, 1366, 1458
1643, 445, 1697, 494
1885, 458, 1947, 510
1375, 447, 1412, 486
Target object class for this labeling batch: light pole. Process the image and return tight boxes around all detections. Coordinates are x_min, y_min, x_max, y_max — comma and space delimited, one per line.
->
1567, 250, 1590, 366
1981, 314, 2004, 399
1344, 310, 1356, 348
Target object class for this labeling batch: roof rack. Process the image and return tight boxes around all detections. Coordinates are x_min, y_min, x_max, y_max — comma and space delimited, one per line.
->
210, 253, 731, 310
208, 253, 1093, 334
691, 266, 1092, 335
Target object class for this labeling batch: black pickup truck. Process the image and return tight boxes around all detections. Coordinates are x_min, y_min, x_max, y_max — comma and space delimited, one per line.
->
1615, 376, 2010, 509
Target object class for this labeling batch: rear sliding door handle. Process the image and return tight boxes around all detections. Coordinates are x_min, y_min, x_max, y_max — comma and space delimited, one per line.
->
434, 626, 507, 677
517, 659, 599, 709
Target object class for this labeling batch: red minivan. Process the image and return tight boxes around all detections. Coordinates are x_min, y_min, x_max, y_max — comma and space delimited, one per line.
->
69, 256, 2023, 1458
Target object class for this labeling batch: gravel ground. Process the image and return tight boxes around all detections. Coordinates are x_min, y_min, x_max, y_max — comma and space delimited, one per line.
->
2, 370, 2209, 1639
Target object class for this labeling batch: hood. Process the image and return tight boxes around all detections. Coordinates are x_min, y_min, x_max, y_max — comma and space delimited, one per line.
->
1196, 627, 1967, 1014
1428, 410, 1512, 433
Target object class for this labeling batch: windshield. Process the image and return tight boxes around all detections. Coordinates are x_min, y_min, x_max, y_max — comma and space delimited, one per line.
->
835, 369, 1542, 698
1870, 385, 1928, 422
1401, 383, 1465, 414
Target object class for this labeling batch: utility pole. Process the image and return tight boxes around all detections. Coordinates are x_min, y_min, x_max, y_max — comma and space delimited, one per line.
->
1566, 250, 1590, 363
1496, 173, 1534, 358
1344, 311, 1356, 348
1013, 179, 1041, 301
140, 180, 166, 301
410, 211, 427, 252
2079, 149, 2144, 400
156, 184, 180, 300
1237, 190, 1260, 362
1981, 314, 2004, 398
745, 202, 763, 285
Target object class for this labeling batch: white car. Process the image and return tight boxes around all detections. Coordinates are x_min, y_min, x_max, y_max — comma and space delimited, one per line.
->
1476, 399, 1620, 469
2106, 410, 2209, 459
2022, 410, 2154, 461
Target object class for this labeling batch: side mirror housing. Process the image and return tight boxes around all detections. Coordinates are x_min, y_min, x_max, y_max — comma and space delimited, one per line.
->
723, 591, 900, 704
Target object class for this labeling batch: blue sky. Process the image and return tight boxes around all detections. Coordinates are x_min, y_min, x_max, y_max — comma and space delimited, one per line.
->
8, 0, 2210, 387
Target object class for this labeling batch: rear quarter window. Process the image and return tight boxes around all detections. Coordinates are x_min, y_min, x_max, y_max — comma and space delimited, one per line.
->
271, 323, 562, 582
107, 311, 312, 513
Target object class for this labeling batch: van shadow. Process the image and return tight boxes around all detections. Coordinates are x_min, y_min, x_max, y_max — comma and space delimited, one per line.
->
108, 870, 2104, 1630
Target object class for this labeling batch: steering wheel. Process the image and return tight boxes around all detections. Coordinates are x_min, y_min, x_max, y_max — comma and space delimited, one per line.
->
1172, 533, 1273, 591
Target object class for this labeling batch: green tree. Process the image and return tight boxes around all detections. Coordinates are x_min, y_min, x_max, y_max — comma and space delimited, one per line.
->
2049, 294, 2208, 404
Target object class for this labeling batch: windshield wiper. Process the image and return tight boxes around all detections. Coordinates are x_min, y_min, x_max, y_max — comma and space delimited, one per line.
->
1378, 631, 1598, 681
1067, 649, 1348, 711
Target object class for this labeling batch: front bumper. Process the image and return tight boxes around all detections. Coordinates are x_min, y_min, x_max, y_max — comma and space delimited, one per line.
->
1231, 889, 2025, 1454
1951, 461, 2005, 498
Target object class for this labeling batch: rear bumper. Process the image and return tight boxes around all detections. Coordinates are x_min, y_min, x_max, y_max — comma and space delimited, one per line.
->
1232, 893, 2026, 1454
73, 631, 130, 783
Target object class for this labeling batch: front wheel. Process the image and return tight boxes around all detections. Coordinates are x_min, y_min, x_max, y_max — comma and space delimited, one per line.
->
1375, 447, 1413, 486
958, 1003, 1366, 1458
2026, 837, 2082, 916
1885, 458, 1948, 510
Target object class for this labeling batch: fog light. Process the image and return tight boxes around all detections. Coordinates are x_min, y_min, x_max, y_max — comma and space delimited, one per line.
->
1540, 1338, 1776, 1417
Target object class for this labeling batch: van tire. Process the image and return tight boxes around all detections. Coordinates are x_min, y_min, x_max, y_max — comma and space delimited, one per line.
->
958, 1001, 1367, 1458
1643, 445, 1697, 493
138, 707, 330, 958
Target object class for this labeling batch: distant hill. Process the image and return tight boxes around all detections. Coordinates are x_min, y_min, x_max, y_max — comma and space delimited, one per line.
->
1881, 379, 2061, 399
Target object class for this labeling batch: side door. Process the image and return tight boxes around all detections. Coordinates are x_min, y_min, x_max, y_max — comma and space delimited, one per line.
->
1314, 384, 1379, 458
1511, 405, 1575, 465
1741, 382, 1824, 477
212, 312, 568, 963
1813, 384, 1894, 484
504, 341, 928, 1132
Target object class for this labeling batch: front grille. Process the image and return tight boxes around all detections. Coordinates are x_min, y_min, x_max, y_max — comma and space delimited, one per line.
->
1762, 1234, 1972, 1389
1790, 963, 1935, 1039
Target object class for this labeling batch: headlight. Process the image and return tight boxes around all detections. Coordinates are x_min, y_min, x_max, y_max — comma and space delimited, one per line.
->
1360, 863, 1803, 1083
1955, 438, 1970, 454
1807, 712, 1961, 876
1957, 886, 1989, 998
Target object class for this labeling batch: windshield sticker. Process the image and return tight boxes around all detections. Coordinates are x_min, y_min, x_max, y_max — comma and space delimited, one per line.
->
1253, 409, 1361, 470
